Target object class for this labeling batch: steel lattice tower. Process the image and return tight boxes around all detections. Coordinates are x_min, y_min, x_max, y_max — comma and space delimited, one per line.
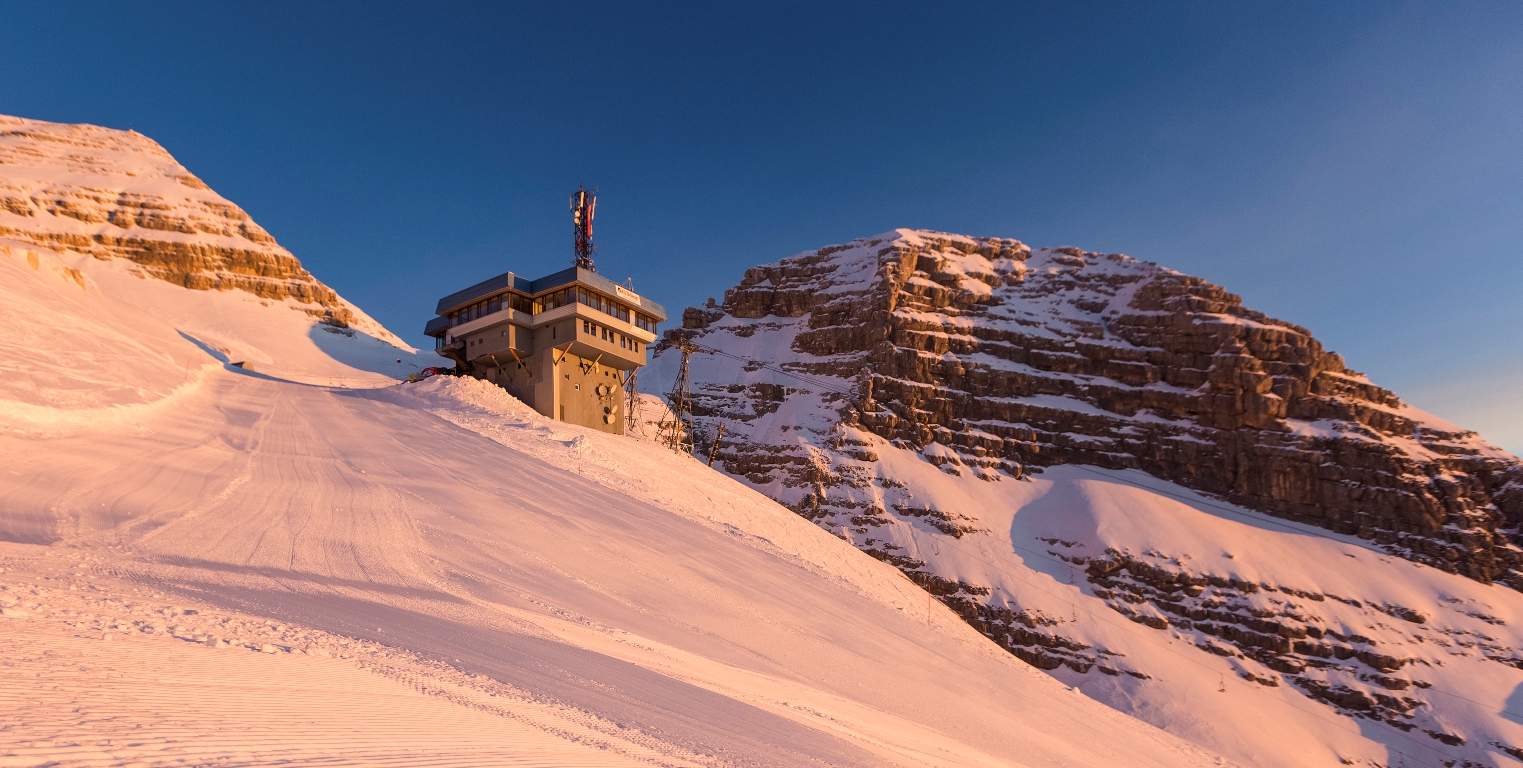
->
570, 187, 597, 272
624, 368, 642, 436
662, 340, 697, 455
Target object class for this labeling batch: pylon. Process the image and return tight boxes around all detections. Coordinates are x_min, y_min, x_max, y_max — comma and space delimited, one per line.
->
623, 368, 642, 436
662, 340, 697, 455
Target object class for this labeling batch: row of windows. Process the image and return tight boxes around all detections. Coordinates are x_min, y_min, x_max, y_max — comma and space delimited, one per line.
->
435, 318, 648, 359
445, 285, 659, 332
447, 292, 534, 327
583, 319, 643, 353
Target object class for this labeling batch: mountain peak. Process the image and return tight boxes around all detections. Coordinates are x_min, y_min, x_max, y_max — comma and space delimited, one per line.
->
653, 228, 1523, 766
0, 114, 399, 345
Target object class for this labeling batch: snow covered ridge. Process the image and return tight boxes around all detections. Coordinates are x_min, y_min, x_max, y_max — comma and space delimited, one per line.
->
652, 228, 1523, 767
0, 114, 396, 341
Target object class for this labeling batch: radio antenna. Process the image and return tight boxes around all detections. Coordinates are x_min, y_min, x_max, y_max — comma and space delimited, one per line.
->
570, 186, 597, 272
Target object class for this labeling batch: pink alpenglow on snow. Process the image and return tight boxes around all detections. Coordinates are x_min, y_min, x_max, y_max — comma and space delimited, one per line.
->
0, 117, 1229, 767
649, 228, 1523, 768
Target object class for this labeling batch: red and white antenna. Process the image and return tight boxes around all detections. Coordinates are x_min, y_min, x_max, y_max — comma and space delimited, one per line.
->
571, 186, 597, 272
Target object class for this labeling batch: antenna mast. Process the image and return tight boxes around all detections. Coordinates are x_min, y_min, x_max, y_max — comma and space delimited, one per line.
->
570, 186, 597, 272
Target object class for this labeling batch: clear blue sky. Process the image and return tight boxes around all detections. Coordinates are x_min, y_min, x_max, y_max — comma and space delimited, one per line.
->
4, 2, 1520, 451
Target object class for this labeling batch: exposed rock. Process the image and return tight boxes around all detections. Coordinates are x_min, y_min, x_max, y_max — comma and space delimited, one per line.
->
661, 229, 1523, 585
653, 228, 1523, 765
0, 114, 382, 334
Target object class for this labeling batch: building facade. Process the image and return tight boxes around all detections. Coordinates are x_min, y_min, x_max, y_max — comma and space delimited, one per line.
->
424, 267, 665, 435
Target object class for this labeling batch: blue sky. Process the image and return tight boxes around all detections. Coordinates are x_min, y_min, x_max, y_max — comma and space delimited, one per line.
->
3, 2, 1520, 451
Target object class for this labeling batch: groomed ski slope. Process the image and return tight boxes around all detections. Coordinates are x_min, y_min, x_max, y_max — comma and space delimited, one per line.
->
0, 240, 1229, 766
2, 591, 678, 768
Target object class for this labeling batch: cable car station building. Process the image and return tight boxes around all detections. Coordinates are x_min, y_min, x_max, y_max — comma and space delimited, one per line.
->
423, 190, 665, 435
424, 266, 664, 434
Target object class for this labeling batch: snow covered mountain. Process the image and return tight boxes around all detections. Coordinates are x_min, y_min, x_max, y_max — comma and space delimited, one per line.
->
0, 114, 417, 412
0, 119, 1230, 767
651, 228, 1523, 768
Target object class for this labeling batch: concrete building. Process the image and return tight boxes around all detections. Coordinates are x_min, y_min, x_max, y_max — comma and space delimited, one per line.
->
424, 267, 665, 434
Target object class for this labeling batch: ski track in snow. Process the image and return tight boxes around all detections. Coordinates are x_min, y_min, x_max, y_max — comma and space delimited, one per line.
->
0, 556, 702, 768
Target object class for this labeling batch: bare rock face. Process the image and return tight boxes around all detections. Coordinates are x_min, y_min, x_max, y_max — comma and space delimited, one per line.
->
667, 229, 1523, 585
654, 229, 1523, 760
0, 115, 363, 328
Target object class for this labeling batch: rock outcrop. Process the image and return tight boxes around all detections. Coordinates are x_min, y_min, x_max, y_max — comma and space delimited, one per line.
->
665, 230, 1523, 584
652, 229, 1523, 764
0, 114, 379, 333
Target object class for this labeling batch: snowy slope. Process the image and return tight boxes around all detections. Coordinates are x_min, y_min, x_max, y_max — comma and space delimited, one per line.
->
0, 114, 423, 414
649, 229, 1523, 768
0, 115, 397, 338
0, 123, 1228, 766
1, 563, 680, 768
0, 368, 1227, 767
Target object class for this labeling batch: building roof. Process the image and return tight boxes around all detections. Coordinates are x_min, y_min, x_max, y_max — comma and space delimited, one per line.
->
433, 266, 667, 320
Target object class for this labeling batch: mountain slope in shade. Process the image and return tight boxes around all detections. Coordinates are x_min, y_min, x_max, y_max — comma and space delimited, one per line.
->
651, 228, 1523, 768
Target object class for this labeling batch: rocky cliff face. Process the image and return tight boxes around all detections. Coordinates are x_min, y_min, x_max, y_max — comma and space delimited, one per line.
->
654, 229, 1523, 766
675, 229, 1523, 582
0, 114, 386, 336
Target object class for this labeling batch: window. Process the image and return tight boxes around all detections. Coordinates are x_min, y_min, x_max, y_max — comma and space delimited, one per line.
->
535, 287, 574, 313
532, 285, 641, 325
634, 313, 657, 333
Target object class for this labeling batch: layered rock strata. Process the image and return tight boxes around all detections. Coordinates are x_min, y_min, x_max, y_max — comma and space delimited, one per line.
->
667, 229, 1523, 584
0, 115, 376, 332
653, 229, 1523, 759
